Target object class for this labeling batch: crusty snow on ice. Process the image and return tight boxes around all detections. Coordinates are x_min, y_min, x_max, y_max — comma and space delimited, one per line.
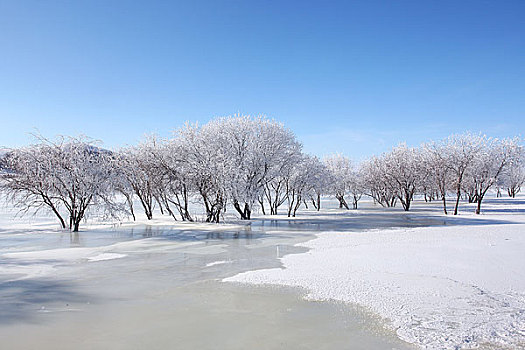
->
225, 204, 525, 349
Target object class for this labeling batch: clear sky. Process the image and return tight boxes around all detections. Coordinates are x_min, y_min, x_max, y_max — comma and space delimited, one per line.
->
1, 0, 524, 160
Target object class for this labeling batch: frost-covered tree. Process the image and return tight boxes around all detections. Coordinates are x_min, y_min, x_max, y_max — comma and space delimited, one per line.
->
347, 164, 365, 209
210, 116, 261, 219
499, 146, 525, 198
324, 154, 352, 209
361, 144, 424, 211
445, 133, 485, 215
200, 115, 302, 220
423, 141, 454, 214
468, 137, 523, 214
304, 156, 331, 211
461, 174, 478, 204
1, 143, 67, 228
111, 164, 137, 221
380, 144, 423, 211
284, 155, 321, 217
261, 153, 326, 215
361, 156, 398, 208
0, 135, 119, 231
180, 122, 229, 223
155, 138, 194, 221
503, 165, 525, 198
262, 172, 290, 215
262, 160, 295, 215
116, 136, 166, 220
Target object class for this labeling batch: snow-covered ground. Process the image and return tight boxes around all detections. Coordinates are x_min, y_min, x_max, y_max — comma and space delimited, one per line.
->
225, 198, 525, 349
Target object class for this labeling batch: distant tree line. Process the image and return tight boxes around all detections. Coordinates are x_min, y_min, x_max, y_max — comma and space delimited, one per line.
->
0, 115, 523, 231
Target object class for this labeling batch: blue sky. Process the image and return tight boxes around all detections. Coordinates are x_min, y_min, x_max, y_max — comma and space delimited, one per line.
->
1, 0, 524, 160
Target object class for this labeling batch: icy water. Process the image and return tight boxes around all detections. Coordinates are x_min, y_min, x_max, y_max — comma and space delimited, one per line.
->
0, 201, 501, 350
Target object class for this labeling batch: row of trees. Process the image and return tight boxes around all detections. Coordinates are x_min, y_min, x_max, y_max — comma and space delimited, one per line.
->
116, 116, 323, 223
0, 116, 328, 230
0, 116, 524, 231
357, 134, 524, 215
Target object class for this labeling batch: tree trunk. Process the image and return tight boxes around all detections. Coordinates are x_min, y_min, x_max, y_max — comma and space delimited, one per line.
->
336, 195, 349, 210
475, 188, 490, 215
42, 195, 66, 229
389, 196, 397, 208
233, 201, 249, 220
73, 220, 80, 232
399, 189, 413, 212
55, 212, 66, 229
292, 196, 302, 217
508, 187, 519, 198
156, 196, 165, 215
128, 197, 136, 221
71, 211, 81, 232
258, 198, 266, 215
475, 198, 482, 214
244, 203, 251, 220
138, 196, 153, 220
454, 187, 461, 215
287, 194, 295, 217
163, 198, 177, 221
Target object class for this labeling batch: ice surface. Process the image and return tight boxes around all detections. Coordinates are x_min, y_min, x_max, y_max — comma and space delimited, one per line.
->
2, 196, 524, 349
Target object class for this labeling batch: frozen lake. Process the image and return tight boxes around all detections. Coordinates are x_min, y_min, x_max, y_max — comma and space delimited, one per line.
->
0, 198, 518, 349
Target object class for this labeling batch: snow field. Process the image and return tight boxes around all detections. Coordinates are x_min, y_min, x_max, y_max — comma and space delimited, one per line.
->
225, 218, 525, 349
